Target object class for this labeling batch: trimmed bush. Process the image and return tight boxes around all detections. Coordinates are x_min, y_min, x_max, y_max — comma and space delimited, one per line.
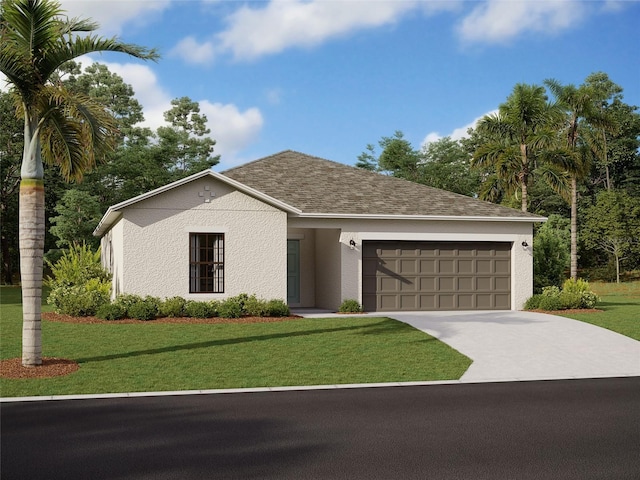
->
113, 294, 145, 316
537, 294, 563, 311
159, 296, 187, 317
96, 302, 127, 321
265, 299, 290, 317
127, 296, 159, 321
48, 282, 110, 316
243, 295, 269, 317
184, 300, 216, 318
559, 291, 583, 310
523, 294, 543, 310
218, 297, 244, 318
338, 299, 363, 313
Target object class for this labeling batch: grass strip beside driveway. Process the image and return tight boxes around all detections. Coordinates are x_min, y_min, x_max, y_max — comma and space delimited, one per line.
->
0, 287, 471, 397
558, 281, 640, 341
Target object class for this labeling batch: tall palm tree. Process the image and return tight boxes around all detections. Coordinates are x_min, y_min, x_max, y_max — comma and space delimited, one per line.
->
544, 79, 614, 279
472, 83, 568, 212
0, 0, 158, 366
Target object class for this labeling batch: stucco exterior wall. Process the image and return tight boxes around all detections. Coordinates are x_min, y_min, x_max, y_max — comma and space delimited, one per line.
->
101, 217, 124, 298
115, 177, 287, 301
314, 229, 342, 309
289, 217, 534, 310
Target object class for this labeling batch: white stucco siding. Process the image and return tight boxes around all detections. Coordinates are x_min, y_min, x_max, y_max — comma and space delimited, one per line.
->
288, 228, 316, 307
100, 217, 125, 298
289, 217, 534, 311
118, 177, 287, 301
314, 229, 342, 310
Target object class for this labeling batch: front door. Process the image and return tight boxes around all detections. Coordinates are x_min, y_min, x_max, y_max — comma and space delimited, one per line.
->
287, 240, 300, 304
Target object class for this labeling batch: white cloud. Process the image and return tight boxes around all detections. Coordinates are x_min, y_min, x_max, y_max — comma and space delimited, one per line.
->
216, 0, 420, 60
457, 0, 585, 44
421, 110, 498, 148
198, 101, 264, 168
81, 58, 263, 167
59, 0, 171, 35
169, 37, 216, 66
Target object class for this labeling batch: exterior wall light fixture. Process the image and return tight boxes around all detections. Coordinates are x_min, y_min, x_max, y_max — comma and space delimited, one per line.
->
349, 239, 357, 250
521, 241, 528, 248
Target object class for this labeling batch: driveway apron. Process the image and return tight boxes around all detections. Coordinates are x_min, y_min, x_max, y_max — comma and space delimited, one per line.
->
386, 311, 640, 382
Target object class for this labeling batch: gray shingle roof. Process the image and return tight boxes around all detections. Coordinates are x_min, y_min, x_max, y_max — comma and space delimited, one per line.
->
222, 150, 543, 219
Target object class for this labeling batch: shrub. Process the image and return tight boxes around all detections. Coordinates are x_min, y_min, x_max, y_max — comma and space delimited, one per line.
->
159, 296, 187, 317
541, 286, 561, 298
218, 297, 244, 318
561, 278, 599, 308
243, 295, 269, 317
48, 280, 111, 316
265, 299, 290, 317
523, 294, 543, 310
112, 294, 143, 317
96, 302, 126, 321
338, 299, 363, 313
184, 300, 216, 318
537, 294, 563, 311
559, 291, 583, 310
127, 296, 159, 321
45, 243, 110, 289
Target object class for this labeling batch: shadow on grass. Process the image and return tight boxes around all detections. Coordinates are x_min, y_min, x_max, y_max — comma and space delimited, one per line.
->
76, 319, 427, 364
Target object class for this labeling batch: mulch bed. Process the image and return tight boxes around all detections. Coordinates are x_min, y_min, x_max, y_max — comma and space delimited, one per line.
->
42, 312, 303, 325
0, 357, 79, 380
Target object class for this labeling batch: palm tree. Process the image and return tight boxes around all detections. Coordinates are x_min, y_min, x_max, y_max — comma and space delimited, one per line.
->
544, 79, 614, 279
0, 0, 158, 366
472, 83, 568, 212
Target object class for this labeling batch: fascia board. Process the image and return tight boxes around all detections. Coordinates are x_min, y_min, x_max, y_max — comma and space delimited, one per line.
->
293, 213, 547, 223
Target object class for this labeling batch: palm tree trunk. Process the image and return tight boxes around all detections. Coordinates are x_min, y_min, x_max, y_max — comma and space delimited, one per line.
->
570, 176, 578, 280
19, 179, 45, 366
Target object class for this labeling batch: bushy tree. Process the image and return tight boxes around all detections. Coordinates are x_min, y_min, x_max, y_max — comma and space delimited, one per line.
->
49, 189, 102, 248
581, 190, 640, 282
533, 215, 570, 292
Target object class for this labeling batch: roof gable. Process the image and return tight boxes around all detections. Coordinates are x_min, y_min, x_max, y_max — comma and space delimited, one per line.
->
223, 150, 544, 220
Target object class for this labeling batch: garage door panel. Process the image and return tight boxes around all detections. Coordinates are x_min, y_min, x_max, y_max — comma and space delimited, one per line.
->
458, 294, 474, 309
458, 277, 473, 291
477, 260, 492, 274
439, 259, 455, 274
495, 276, 510, 290
495, 260, 510, 274
362, 241, 511, 311
420, 259, 436, 273
439, 277, 455, 291
458, 260, 474, 274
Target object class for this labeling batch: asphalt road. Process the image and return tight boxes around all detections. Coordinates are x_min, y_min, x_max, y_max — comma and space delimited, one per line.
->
2, 377, 639, 480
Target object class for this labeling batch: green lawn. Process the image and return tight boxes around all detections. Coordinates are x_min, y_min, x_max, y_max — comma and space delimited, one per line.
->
0, 286, 471, 398
558, 281, 640, 341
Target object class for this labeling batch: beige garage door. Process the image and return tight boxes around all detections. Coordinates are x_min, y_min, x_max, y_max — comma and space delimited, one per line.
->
362, 241, 511, 311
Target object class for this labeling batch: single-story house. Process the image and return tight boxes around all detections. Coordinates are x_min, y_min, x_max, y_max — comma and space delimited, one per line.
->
94, 150, 545, 312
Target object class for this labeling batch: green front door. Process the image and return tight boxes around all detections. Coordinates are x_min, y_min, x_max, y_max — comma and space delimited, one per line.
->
287, 240, 300, 304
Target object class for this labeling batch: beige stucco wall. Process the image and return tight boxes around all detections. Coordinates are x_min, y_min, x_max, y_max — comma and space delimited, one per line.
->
289, 217, 534, 310
107, 177, 287, 301
314, 229, 342, 309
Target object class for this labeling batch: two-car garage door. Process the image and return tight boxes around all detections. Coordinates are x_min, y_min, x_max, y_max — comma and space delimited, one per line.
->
362, 241, 511, 312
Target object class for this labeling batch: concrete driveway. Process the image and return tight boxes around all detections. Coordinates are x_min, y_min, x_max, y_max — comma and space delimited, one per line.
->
297, 310, 640, 383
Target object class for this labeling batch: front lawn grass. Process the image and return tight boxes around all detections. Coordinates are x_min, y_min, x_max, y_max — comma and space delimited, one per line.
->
0, 286, 471, 397
558, 281, 640, 341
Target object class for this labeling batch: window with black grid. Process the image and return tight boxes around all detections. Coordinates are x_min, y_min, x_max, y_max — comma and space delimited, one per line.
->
189, 233, 224, 293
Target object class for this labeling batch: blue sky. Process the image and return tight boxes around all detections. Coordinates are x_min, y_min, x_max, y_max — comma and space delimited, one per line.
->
3, 1, 639, 170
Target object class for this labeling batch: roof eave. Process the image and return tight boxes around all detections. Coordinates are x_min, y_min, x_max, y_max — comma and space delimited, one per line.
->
293, 213, 547, 222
